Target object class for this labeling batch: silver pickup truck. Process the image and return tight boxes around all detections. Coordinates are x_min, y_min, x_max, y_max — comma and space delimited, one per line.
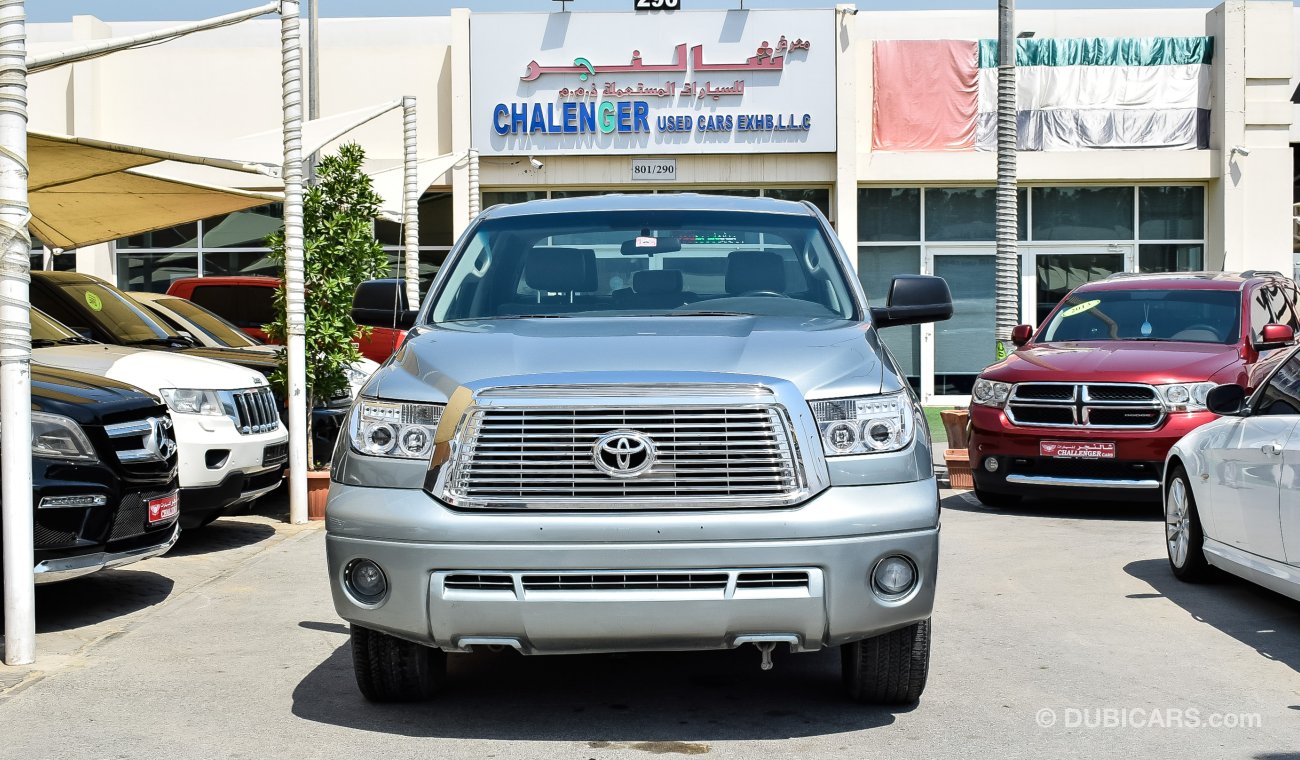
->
328, 194, 953, 705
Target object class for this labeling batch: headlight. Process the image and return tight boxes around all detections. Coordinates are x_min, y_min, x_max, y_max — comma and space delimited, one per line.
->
1155, 382, 1217, 412
810, 392, 916, 456
159, 388, 225, 416
349, 400, 444, 459
31, 412, 98, 462
971, 378, 1012, 408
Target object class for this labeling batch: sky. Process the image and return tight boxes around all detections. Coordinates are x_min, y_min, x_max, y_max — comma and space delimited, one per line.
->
31, 0, 1246, 24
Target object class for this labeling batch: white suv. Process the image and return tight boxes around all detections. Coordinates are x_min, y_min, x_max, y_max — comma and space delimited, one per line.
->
32, 310, 289, 529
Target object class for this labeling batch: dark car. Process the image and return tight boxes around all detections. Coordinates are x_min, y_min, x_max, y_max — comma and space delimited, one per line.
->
29, 271, 348, 463
17, 365, 180, 583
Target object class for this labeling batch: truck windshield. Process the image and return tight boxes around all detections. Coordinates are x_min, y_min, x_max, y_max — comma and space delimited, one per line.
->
1041, 289, 1241, 345
150, 297, 262, 348
429, 210, 858, 322
46, 281, 192, 346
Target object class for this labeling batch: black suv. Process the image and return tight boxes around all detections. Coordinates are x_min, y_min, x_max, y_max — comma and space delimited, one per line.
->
15, 366, 181, 583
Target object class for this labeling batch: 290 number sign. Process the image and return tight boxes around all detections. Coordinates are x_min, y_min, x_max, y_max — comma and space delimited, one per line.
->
634, 0, 681, 10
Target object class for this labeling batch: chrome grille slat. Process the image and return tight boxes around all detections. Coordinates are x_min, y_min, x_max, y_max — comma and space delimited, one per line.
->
446, 401, 805, 509
1006, 382, 1164, 430
222, 387, 281, 436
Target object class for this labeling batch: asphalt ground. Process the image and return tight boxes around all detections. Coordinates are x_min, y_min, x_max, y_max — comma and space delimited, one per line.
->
1, 490, 1298, 759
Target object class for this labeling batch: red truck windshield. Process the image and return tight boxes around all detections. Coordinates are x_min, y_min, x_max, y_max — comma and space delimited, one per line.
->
1040, 289, 1240, 345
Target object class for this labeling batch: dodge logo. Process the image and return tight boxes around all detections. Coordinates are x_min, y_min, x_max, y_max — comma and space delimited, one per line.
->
592, 430, 656, 478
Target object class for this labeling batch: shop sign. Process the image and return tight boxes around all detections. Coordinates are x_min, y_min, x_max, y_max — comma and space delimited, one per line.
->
470, 10, 836, 155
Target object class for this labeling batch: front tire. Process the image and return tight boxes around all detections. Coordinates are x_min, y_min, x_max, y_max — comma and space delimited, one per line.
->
1165, 466, 1211, 582
351, 625, 447, 702
841, 618, 931, 705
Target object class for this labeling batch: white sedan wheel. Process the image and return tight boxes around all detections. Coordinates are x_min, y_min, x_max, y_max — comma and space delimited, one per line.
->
1165, 475, 1191, 568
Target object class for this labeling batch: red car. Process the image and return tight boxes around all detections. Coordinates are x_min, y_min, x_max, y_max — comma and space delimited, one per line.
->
968, 271, 1299, 506
166, 276, 414, 364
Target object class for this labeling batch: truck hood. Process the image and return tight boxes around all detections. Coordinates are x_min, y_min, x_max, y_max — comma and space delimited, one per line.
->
982, 341, 1241, 384
369, 316, 890, 402
34, 344, 271, 394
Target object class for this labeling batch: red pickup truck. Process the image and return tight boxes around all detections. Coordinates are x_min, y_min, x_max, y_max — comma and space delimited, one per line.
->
166, 276, 415, 364
968, 271, 1299, 506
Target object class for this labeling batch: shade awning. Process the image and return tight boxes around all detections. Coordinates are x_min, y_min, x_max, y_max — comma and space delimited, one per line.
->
28, 131, 282, 250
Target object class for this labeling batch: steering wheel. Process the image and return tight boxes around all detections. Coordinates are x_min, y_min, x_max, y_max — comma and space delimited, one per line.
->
737, 290, 790, 298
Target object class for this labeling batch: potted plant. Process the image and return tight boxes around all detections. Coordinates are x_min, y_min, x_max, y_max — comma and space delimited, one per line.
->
939, 408, 973, 490
265, 143, 389, 519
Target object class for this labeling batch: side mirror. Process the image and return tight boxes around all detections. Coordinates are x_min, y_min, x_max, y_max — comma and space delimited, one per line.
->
354, 307, 418, 330
1206, 383, 1248, 416
1255, 323, 1295, 351
870, 275, 954, 329
1010, 324, 1033, 347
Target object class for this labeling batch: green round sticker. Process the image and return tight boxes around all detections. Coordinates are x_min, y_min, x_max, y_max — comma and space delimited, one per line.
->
85, 292, 103, 312
1061, 299, 1101, 318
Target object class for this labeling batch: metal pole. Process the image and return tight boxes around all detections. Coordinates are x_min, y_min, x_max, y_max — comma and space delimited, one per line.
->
0, 0, 35, 666
28, 2, 278, 73
402, 96, 420, 306
305, 0, 319, 181
467, 148, 480, 221
993, 0, 1019, 359
280, 0, 308, 524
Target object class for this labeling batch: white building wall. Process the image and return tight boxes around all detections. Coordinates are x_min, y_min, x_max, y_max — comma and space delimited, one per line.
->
19, 3, 1296, 274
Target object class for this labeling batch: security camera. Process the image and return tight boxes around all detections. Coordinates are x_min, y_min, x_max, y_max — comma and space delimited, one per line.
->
529, 157, 545, 170
1231, 145, 1250, 158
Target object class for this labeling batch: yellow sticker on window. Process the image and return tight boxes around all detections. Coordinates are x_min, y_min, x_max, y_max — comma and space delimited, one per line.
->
1061, 299, 1101, 318
85, 292, 103, 312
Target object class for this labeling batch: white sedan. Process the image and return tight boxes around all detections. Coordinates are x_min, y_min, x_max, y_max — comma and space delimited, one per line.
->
1164, 358, 1300, 601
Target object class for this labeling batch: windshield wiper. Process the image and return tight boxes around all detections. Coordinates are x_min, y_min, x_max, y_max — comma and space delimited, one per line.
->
56, 336, 94, 345
127, 336, 196, 347
31, 338, 58, 348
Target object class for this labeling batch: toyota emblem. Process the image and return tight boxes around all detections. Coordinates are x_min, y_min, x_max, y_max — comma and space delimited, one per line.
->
592, 430, 656, 478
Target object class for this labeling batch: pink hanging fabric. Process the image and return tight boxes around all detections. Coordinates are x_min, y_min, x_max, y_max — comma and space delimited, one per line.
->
873, 40, 979, 151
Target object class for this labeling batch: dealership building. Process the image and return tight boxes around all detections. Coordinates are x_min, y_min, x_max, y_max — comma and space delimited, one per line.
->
26, 1, 1298, 403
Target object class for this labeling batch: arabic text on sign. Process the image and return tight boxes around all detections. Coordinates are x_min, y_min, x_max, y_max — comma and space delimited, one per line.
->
519, 40, 808, 82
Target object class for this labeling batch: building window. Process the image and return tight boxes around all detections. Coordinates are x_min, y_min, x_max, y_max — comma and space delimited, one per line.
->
857, 184, 1206, 400
115, 196, 453, 294
1030, 186, 1134, 241
858, 188, 920, 242
1138, 186, 1204, 241
857, 245, 920, 391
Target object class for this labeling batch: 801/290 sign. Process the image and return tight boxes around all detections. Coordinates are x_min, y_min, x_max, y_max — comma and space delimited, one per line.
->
634, 0, 681, 9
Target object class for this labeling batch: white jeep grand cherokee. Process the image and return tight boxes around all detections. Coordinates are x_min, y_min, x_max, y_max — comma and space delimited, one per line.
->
32, 309, 289, 529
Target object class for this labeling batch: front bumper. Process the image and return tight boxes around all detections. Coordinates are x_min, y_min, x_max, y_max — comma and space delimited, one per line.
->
326, 479, 939, 654
172, 413, 289, 490
968, 405, 1216, 500
34, 523, 180, 584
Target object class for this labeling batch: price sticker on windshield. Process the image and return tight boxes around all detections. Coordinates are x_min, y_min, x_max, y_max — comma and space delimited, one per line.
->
1061, 299, 1101, 318
85, 292, 104, 312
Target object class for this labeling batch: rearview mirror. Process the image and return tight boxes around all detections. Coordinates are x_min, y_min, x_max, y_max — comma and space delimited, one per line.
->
870, 275, 954, 329
1010, 324, 1033, 347
619, 237, 682, 255
1255, 323, 1295, 351
1206, 383, 1248, 416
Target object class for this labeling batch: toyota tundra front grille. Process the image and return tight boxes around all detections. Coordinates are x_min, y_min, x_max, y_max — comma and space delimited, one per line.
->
443, 403, 805, 510
1005, 383, 1164, 429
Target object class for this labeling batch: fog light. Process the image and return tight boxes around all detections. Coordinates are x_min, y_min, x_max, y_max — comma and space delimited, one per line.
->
872, 555, 917, 598
345, 559, 388, 603
984, 456, 1000, 473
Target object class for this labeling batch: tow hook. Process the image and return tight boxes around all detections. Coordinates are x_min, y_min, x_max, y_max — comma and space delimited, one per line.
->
756, 642, 776, 671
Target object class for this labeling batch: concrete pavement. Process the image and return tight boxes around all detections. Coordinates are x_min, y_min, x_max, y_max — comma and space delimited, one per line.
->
1, 492, 1298, 759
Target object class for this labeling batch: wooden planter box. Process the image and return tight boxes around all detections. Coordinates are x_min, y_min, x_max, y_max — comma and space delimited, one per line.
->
307, 470, 330, 521
944, 449, 973, 490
